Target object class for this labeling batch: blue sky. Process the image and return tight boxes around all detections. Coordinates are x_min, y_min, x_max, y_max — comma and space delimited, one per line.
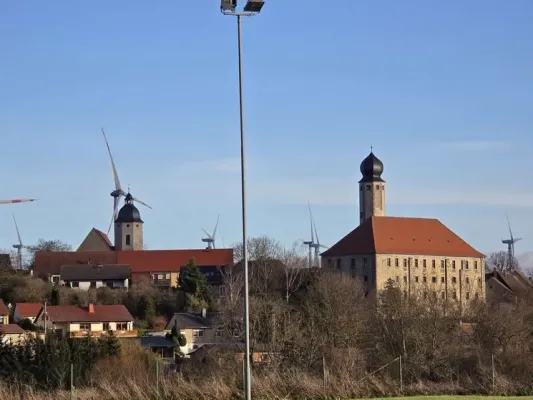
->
1, 0, 533, 263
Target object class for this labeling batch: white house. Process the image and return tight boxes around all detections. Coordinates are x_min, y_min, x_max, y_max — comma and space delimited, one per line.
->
59, 264, 130, 290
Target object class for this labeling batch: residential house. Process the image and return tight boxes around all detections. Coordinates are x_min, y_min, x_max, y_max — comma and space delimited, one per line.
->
0, 300, 9, 324
321, 151, 486, 307
13, 303, 43, 323
165, 310, 222, 354
485, 270, 533, 307
34, 303, 136, 338
0, 324, 26, 344
138, 335, 176, 359
60, 264, 130, 289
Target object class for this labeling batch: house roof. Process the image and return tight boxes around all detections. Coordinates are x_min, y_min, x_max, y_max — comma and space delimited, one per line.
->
15, 303, 43, 318
165, 312, 218, 330
76, 228, 114, 252
93, 229, 113, 248
487, 270, 533, 297
0, 324, 25, 335
322, 216, 484, 258
0, 300, 9, 316
34, 249, 234, 278
40, 305, 134, 323
60, 264, 130, 281
139, 336, 175, 349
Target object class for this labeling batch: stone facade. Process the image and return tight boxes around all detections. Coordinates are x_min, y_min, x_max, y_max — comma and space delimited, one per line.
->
359, 181, 386, 225
325, 253, 485, 306
115, 220, 143, 251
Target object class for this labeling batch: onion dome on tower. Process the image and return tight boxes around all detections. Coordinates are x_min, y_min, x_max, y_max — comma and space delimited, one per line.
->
115, 192, 143, 223
359, 150, 384, 183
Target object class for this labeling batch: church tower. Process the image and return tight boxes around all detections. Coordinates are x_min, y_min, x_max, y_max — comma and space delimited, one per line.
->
359, 150, 386, 225
114, 192, 144, 251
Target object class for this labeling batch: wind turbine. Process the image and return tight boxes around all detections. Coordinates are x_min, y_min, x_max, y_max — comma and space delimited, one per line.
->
1, 199, 38, 204
502, 214, 521, 266
101, 128, 152, 234
12, 214, 30, 269
303, 203, 329, 268
202, 215, 220, 249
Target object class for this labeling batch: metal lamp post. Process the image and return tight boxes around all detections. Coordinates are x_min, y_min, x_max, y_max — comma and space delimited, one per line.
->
220, 1, 265, 399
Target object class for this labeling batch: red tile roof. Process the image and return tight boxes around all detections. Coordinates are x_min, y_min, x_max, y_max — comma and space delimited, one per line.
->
322, 216, 484, 258
0, 300, 9, 316
34, 249, 233, 278
0, 324, 25, 334
42, 305, 133, 323
15, 303, 42, 318
94, 229, 113, 247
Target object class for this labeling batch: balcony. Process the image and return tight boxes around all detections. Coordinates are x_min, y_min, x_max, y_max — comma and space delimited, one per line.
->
68, 329, 138, 338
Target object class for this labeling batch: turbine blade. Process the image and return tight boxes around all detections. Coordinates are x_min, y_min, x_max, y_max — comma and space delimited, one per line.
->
101, 128, 122, 191
212, 214, 220, 238
132, 196, 152, 209
308, 202, 314, 243
108, 196, 121, 234
0, 199, 38, 204
506, 213, 513, 242
12, 214, 22, 246
201, 228, 212, 238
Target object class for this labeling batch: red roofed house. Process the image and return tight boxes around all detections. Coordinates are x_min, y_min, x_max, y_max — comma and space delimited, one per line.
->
33, 193, 233, 290
321, 151, 486, 307
34, 303, 135, 338
0, 300, 9, 325
13, 303, 43, 324
0, 324, 26, 344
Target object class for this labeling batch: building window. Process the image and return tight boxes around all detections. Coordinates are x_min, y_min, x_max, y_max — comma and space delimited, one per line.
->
478, 278, 482, 287
80, 323, 90, 331
71, 282, 79, 288
466, 292, 470, 300
441, 260, 445, 268
415, 259, 419, 268
432, 260, 436, 268
366, 185, 371, 190
395, 258, 399, 267
466, 277, 470, 284
364, 275, 368, 282
432, 277, 436, 283
441, 277, 445, 283
363, 257, 368, 267
423, 259, 427, 268
452, 260, 456, 269
336, 259, 341, 269
403, 276, 407, 283
403, 259, 407, 268
423, 276, 427, 283
474, 261, 478, 270
376, 185, 380, 190
452, 292, 457, 300
125, 234, 131, 246
116, 322, 128, 330
90, 281, 97, 289
465, 261, 469, 269
360, 211, 363, 219
351, 258, 356, 268
452, 277, 457, 283
415, 276, 419, 283
103, 323, 110, 331
387, 258, 391, 267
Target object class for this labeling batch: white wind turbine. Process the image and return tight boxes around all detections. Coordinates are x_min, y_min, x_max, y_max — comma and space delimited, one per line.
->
303, 203, 329, 268
202, 215, 220, 249
101, 128, 152, 234
12, 214, 31, 269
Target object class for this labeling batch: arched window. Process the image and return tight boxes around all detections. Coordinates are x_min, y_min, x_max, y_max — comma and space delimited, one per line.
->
125, 234, 131, 246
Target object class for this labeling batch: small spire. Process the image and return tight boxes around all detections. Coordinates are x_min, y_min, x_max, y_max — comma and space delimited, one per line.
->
370, 145, 373, 153
127, 183, 131, 193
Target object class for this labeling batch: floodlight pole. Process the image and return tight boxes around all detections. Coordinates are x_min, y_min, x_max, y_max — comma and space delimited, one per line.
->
221, 7, 259, 400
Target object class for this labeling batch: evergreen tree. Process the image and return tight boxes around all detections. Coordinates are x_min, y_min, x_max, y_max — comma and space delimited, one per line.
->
104, 331, 121, 357
179, 258, 212, 311
51, 288, 60, 305
138, 294, 156, 325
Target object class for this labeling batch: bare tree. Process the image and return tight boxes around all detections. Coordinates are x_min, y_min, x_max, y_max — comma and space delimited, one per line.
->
280, 243, 306, 303
27, 239, 72, 266
486, 251, 520, 273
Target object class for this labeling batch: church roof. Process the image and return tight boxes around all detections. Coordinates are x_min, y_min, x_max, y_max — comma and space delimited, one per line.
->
322, 216, 484, 258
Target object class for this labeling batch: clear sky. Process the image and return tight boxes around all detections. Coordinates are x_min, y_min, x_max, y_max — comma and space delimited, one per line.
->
1, 1, 533, 265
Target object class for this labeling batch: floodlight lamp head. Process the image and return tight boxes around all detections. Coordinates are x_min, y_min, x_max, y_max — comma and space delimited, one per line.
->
221, 0, 237, 12
244, 0, 264, 12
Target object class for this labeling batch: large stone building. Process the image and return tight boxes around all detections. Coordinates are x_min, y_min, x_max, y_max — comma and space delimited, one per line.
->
322, 151, 485, 304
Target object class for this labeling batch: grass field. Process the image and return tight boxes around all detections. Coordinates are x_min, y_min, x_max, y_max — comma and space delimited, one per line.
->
372, 397, 533, 400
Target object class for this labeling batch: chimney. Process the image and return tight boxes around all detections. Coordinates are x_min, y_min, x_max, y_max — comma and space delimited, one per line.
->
201, 308, 206, 318
88, 303, 95, 314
